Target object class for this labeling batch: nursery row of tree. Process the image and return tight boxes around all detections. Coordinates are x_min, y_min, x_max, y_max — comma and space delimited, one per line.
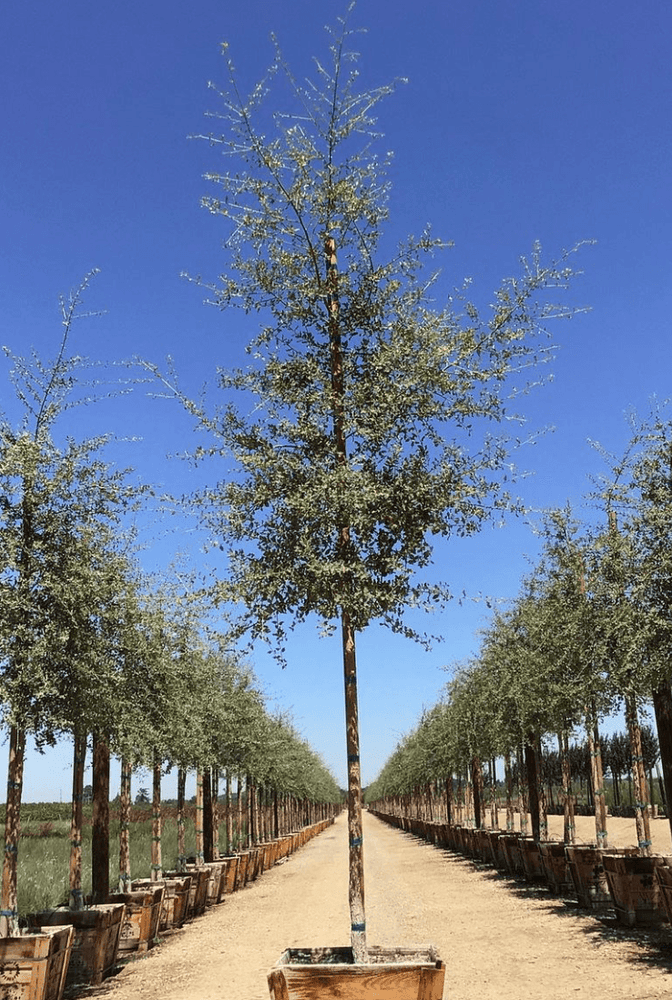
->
0, 276, 342, 935
367, 406, 672, 858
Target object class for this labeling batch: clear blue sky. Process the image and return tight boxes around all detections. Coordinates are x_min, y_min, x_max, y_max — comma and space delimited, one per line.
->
1, 0, 670, 800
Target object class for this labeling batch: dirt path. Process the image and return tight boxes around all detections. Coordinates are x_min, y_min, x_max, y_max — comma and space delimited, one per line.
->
93, 811, 672, 1000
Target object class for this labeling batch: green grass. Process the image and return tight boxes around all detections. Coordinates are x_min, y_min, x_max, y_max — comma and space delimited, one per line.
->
11, 803, 207, 919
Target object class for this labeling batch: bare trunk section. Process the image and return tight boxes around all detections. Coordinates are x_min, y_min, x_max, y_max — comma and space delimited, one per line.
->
625, 695, 652, 856
69, 735, 87, 909
504, 753, 515, 832
342, 610, 366, 962
91, 734, 110, 903
653, 682, 672, 843
203, 769, 213, 863
195, 769, 204, 864
118, 757, 132, 893
525, 736, 542, 842
177, 767, 186, 871
587, 711, 608, 848
1, 726, 25, 936
559, 732, 575, 845
151, 755, 162, 880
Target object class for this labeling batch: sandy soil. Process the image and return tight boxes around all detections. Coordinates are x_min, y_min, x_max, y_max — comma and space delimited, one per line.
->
89, 810, 672, 1000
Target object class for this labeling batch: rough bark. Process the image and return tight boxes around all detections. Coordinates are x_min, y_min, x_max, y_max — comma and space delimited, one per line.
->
203, 768, 213, 863
118, 757, 132, 892
177, 767, 186, 871
151, 755, 162, 879
524, 737, 541, 842
653, 682, 672, 841
91, 733, 110, 903
625, 695, 652, 856
69, 734, 86, 909
1, 726, 25, 936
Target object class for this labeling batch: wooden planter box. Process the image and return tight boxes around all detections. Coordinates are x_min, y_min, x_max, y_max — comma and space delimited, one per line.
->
132, 876, 191, 932
107, 886, 165, 954
484, 830, 507, 870
268, 947, 445, 1000
183, 867, 210, 919
603, 853, 672, 927
564, 845, 633, 912
499, 833, 524, 876
0, 926, 74, 1000
28, 903, 124, 987
655, 863, 672, 923
222, 856, 240, 895
538, 841, 572, 894
519, 838, 546, 883
235, 852, 251, 891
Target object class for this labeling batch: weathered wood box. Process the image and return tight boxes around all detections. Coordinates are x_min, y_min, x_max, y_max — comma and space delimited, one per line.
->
132, 876, 191, 931
268, 946, 445, 1000
0, 925, 74, 1000
29, 903, 124, 987
108, 885, 164, 954
603, 853, 672, 927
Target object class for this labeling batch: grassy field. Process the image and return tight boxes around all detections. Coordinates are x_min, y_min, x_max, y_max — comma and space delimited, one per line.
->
8, 802, 206, 919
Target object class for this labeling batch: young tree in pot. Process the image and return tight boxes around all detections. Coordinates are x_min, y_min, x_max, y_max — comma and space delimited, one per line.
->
151, 7, 585, 980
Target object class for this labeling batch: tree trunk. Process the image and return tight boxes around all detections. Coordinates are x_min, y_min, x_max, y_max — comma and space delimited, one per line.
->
91, 734, 110, 903
211, 768, 220, 858
195, 768, 204, 864
653, 682, 672, 840
524, 736, 541, 842
517, 746, 529, 836
559, 732, 575, 845
342, 610, 367, 962
151, 754, 162, 880
226, 771, 233, 851
504, 753, 515, 832
471, 758, 483, 829
118, 757, 132, 893
444, 776, 453, 826
177, 767, 186, 871
69, 734, 86, 909
625, 694, 652, 856
587, 713, 608, 848
203, 768, 213, 863
1, 726, 25, 936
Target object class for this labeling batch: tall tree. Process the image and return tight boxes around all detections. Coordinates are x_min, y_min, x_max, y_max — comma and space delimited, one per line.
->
154, 10, 586, 960
0, 273, 142, 931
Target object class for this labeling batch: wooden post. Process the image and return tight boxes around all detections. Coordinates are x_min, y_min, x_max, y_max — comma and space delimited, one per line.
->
91, 734, 110, 903
118, 757, 132, 892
